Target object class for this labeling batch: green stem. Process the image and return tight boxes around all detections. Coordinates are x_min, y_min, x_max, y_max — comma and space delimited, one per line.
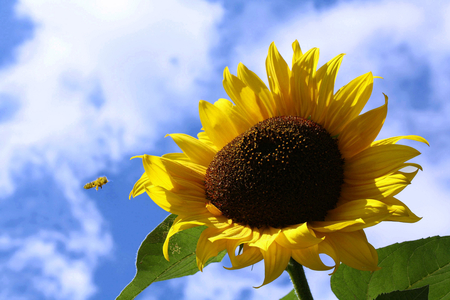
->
286, 258, 314, 300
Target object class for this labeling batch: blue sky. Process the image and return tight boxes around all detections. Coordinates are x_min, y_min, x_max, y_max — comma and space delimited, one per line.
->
0, 0, 449, 299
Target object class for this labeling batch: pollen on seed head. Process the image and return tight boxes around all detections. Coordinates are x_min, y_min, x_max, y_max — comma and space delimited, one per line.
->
204, 116, 344, 229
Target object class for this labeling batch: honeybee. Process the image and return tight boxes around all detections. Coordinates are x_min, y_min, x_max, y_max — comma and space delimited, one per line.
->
84, 176, 109, 191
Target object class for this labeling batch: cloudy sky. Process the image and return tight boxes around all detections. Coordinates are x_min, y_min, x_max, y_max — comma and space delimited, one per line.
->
1, 0, 449, 299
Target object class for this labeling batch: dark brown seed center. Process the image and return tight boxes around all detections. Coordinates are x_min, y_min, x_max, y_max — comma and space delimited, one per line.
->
205, 116, 344, 229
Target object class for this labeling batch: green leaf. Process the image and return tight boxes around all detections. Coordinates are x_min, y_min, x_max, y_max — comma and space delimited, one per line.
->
375, 286, 429, 300
117, 214, 226, 300
331, 236, 450, 300
280, 289, 298, 300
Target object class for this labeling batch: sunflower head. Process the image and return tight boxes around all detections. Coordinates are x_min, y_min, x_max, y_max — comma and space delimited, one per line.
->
205, 115, 344, 228
131, 40, 428, 287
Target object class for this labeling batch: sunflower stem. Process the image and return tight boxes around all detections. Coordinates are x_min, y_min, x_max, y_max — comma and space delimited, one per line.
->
286, 258, 314, 300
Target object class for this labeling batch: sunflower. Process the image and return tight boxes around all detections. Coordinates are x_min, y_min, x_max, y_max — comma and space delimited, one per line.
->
130, 41, 428, 287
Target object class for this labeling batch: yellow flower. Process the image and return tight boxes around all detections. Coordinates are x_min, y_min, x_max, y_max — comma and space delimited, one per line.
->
130, 41, 428, 287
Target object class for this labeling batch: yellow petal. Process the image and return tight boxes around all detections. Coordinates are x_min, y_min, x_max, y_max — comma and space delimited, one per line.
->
266, 42, 293, 115
141, 155, 175, 190
276, 223, 324, 249
291, 40, 303, 66
197, 130, 218, 150
317, 239, 340, 274
382, 197, 421, 223
327, 199, 390, 220
225, 244, 263, 270
338, 95, 388, 159
341, 167, 420, 201
237, 62, 275, 118
314, 61, 327, 93
162, 152, 190, 162
222, 227, 263, 270
292, 247, 330, 271
257, 242, 291, 288
372, 135, 430, 147
208, 224, 252, 243
313, 53, 345, 125
310, 218, 367, 232
199, 100, 239, 149
213, 98, 253, 135
160, 156, 205, 184
312, 199, 401, 232
291, 239, 339, 272
213, 97, 233, 110
325, 230, 380, 271
290, 48, 319, 118
196, 227, 227, 271
177, 212, 232, 229
143, 154, 206, 187
170, 177, 205, 196
345, 144, 421, 180
145, 185, 208, 215
177, 160, 207, 176
166, 133, 216, 168
129, 172, 151, 199
249, 227, 280, 251
249, 226, 262, 243
206, 202, 222, 216
325, 72, 374, 135
223, 67, 266, 125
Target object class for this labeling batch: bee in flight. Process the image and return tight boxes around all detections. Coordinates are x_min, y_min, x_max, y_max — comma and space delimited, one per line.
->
84, 176, 109, 191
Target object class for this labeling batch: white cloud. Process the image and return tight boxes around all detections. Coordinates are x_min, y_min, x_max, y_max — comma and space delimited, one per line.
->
173, 258, 336, 300
141, 259, 293, 300
229, 1, 426, 75
5, 233, 96, 300
0, 0, 223, 196
0, 0, 223, 299
182, 262, 291, 300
